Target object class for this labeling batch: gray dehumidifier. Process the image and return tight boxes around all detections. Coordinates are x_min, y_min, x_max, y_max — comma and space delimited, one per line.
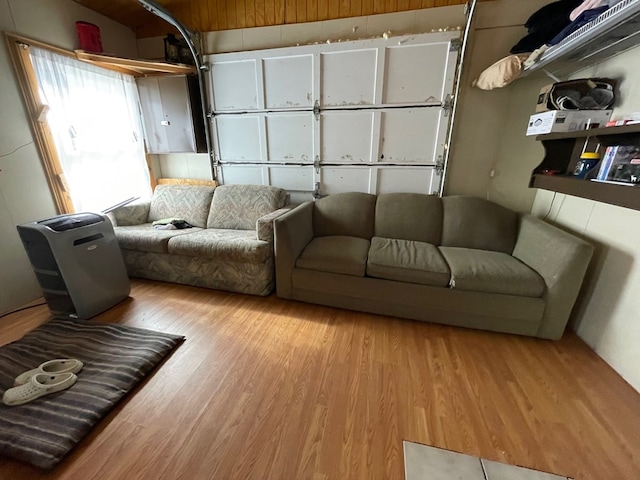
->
17, 212, 130, 320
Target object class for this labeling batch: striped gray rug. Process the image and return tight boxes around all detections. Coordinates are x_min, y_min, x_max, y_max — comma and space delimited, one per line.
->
0, 318, 184, 470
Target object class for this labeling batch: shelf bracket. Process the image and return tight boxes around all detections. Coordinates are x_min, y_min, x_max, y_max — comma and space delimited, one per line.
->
543, 69, 563, 83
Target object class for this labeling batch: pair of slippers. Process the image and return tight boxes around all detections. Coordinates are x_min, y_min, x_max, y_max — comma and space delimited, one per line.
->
2, 359, 83, 406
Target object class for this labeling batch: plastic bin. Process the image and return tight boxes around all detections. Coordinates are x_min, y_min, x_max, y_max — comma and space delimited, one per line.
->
76, 21, 103, 53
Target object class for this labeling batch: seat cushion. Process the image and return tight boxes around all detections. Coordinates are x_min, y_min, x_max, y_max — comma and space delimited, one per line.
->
296, 236, 370, 276
167, 229, 272, 264
115, 224, 203, 254
148, 185, 215, 228
207, 185, 287, 230
367, 237, 450, 287
439, 246, 545, 297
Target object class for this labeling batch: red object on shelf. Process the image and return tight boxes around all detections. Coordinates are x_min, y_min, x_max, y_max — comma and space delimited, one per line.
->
75, 21, 103, 53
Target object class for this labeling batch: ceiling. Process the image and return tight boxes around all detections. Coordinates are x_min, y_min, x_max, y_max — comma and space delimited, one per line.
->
74, 0, 474, 39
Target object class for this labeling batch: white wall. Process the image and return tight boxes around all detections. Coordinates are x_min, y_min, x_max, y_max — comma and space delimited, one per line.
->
532, 45, 640, 392
446, 0, 550, 213
0, 0, 138, 315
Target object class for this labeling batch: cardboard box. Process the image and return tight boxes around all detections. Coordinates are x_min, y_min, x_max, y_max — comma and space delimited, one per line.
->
535, 84, 554, 113
535, 78, 616, 113
526, 109, 613, 136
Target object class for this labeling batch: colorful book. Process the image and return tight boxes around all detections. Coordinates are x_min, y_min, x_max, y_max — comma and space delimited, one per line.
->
596, 146, 618, 181
605, 145, 640, 184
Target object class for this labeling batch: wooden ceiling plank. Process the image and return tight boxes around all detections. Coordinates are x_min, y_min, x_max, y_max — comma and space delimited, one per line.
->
227, 0, 238, 29
297, 0, 307, 23
328, 0, 340, 19
76, 0, 483, 37
339, 0, 349, 17
285, 0, 296, 24
216, 1, 228, 30
246, 0, 256, 27
256, 0, 266, 26
238, 0, 248, 28
350, 0, 362, 17
208, 0, 219, 31
361, 0, 373, 15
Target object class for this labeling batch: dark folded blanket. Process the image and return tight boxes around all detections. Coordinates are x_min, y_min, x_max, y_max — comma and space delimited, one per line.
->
152, 217, 193, 230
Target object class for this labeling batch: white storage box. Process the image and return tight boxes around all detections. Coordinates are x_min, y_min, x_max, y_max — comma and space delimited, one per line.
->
526, 109, 612, 136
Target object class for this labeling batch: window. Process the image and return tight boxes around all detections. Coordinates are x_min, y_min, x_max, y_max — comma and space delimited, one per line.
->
5, 34, 154, 214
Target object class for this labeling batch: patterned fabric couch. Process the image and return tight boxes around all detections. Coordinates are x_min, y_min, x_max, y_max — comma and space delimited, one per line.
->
108, 184, 289, 295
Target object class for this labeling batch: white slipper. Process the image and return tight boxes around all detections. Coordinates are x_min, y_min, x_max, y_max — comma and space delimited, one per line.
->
14, 359, 84, 386
3, 372, 77, 406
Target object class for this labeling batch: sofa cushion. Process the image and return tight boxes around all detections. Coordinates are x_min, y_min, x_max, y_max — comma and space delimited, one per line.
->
439, 246, 545, 298
313, 192, 376, 239
207, 185, 287, 230
167, 229, 272, 264
375, 193, 442, 244
108, 201, 150, 226
441, 196, 517, 254
367, 237, 450, 287
148, 185, 215, 228
115, 224, 203, 254
296, 236, 370, 276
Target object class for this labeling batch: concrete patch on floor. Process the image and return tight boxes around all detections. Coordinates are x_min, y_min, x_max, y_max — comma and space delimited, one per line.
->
403, 441, 571, 480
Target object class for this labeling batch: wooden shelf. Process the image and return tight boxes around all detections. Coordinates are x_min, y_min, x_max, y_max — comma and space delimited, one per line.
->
531, 174, 640, 210
75, 50, 196, 77
531, 123, 640, 211
535, 123, 640, 141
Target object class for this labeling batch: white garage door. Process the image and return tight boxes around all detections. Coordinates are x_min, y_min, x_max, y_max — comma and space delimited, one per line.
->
205, 31, 460, 201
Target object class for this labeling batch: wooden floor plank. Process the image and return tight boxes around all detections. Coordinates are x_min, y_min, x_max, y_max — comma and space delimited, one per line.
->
0, 279, 639, 480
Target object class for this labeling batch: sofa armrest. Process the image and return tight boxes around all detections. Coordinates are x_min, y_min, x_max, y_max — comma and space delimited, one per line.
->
108, 202, 150, 226
513, 214, 594, 340
256, 208, 292, 242
274, 202, 314, 298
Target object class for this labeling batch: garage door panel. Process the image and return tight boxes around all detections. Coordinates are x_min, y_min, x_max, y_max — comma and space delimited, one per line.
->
210, 60, 259, 111
219, 166, 264, 185
266, 113, 314, 163
207, 31, 462, 196
321, 167, 372, 194
269, 166, 314, 191
263, 54, 314, 109
383, 43, 455, 104
379, 109, 445, 164
377, 167, 440, 194
321, 49, 377, 107
214, 116, 262, 161
321, 111, 374, 163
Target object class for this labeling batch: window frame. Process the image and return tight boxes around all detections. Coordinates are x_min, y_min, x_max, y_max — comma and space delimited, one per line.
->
5, 33, 77, 213
4, 32, 164, 214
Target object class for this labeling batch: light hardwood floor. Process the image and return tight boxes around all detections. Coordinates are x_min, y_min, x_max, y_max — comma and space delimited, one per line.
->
1, 279, 639, 480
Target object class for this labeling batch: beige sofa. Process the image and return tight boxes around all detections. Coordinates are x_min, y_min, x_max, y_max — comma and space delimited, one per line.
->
274, 192, 594, 339
109, 183, 288, 296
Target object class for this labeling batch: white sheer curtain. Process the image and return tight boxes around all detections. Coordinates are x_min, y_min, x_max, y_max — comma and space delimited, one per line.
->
30, 47, 151, 213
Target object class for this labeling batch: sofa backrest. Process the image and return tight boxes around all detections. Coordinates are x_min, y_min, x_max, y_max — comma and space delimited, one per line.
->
375, 193, 442, 244
207, 184, 287, 230
441, 196, 517, 254
148, 185, 216, 228
313, 192, 376, 239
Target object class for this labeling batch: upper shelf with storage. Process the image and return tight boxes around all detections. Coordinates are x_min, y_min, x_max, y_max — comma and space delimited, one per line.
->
530, 123, 640, 211
522, 0, 640, 78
